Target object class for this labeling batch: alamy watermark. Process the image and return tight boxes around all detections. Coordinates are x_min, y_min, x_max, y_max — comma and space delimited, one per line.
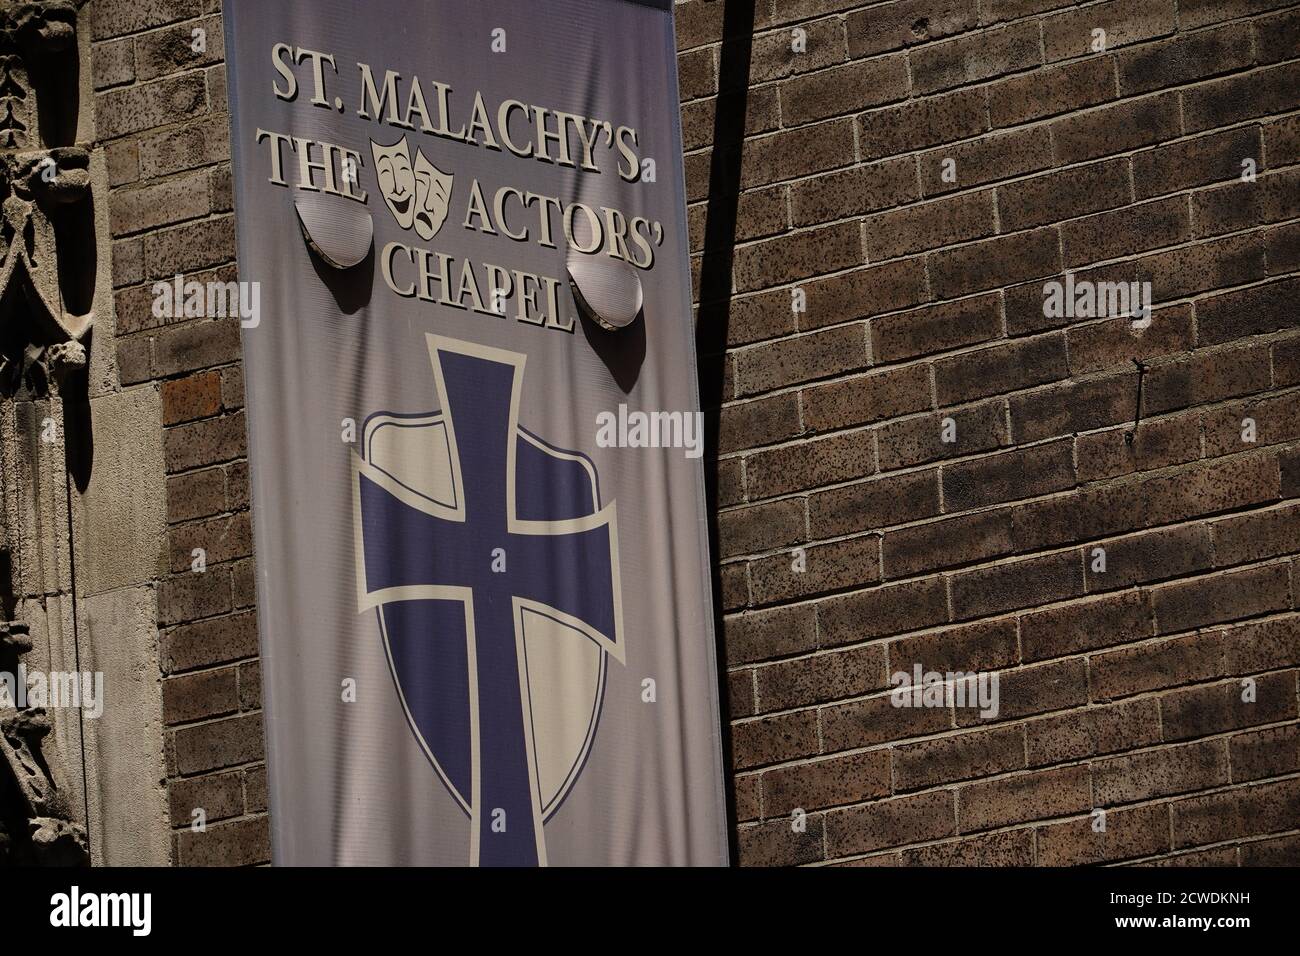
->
152, 274, 261, 328
1042, 274, 1152, 328
50, 886, 150, 936
0, 667, 104, 719
595, 405, 704, 459
890, 664, 1000, 719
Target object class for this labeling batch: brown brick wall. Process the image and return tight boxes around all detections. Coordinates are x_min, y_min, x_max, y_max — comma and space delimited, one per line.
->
87, 0, 1300, 866
91, 0, 268, 866
683, 0, 1300, 866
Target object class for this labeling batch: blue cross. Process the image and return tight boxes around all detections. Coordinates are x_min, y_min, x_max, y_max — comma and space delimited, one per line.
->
354, 336, 623, 866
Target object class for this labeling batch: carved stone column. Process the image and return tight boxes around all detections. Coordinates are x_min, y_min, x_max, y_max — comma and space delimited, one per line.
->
0, 0, 93, 866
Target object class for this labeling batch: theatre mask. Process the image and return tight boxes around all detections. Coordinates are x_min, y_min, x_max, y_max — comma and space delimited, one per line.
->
371, 136, 417, 231
412, 149, 453, 241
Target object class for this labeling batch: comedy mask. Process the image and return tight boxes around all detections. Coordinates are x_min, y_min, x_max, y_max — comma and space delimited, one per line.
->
371, 136, 417, 231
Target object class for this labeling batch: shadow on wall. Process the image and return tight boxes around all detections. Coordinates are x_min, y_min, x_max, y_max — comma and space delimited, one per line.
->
693, 0, 757, 867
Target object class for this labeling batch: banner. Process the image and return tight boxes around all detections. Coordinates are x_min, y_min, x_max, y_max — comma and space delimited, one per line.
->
224, 0, 729, 865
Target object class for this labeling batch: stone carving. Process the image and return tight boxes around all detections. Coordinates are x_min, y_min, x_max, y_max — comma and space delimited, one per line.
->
0, 0, 92, 399
0, 0, 91, 866
0, 616, 87, 864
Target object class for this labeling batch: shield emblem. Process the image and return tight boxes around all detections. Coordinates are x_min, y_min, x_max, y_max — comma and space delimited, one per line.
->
353, 337, 623, 866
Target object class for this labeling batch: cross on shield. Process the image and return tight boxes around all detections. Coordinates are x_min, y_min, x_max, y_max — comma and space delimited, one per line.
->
352, 335, 624, 866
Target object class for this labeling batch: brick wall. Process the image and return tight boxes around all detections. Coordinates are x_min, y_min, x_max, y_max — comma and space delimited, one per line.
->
682, 0, 1300, 866
91, 0, 268, 866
